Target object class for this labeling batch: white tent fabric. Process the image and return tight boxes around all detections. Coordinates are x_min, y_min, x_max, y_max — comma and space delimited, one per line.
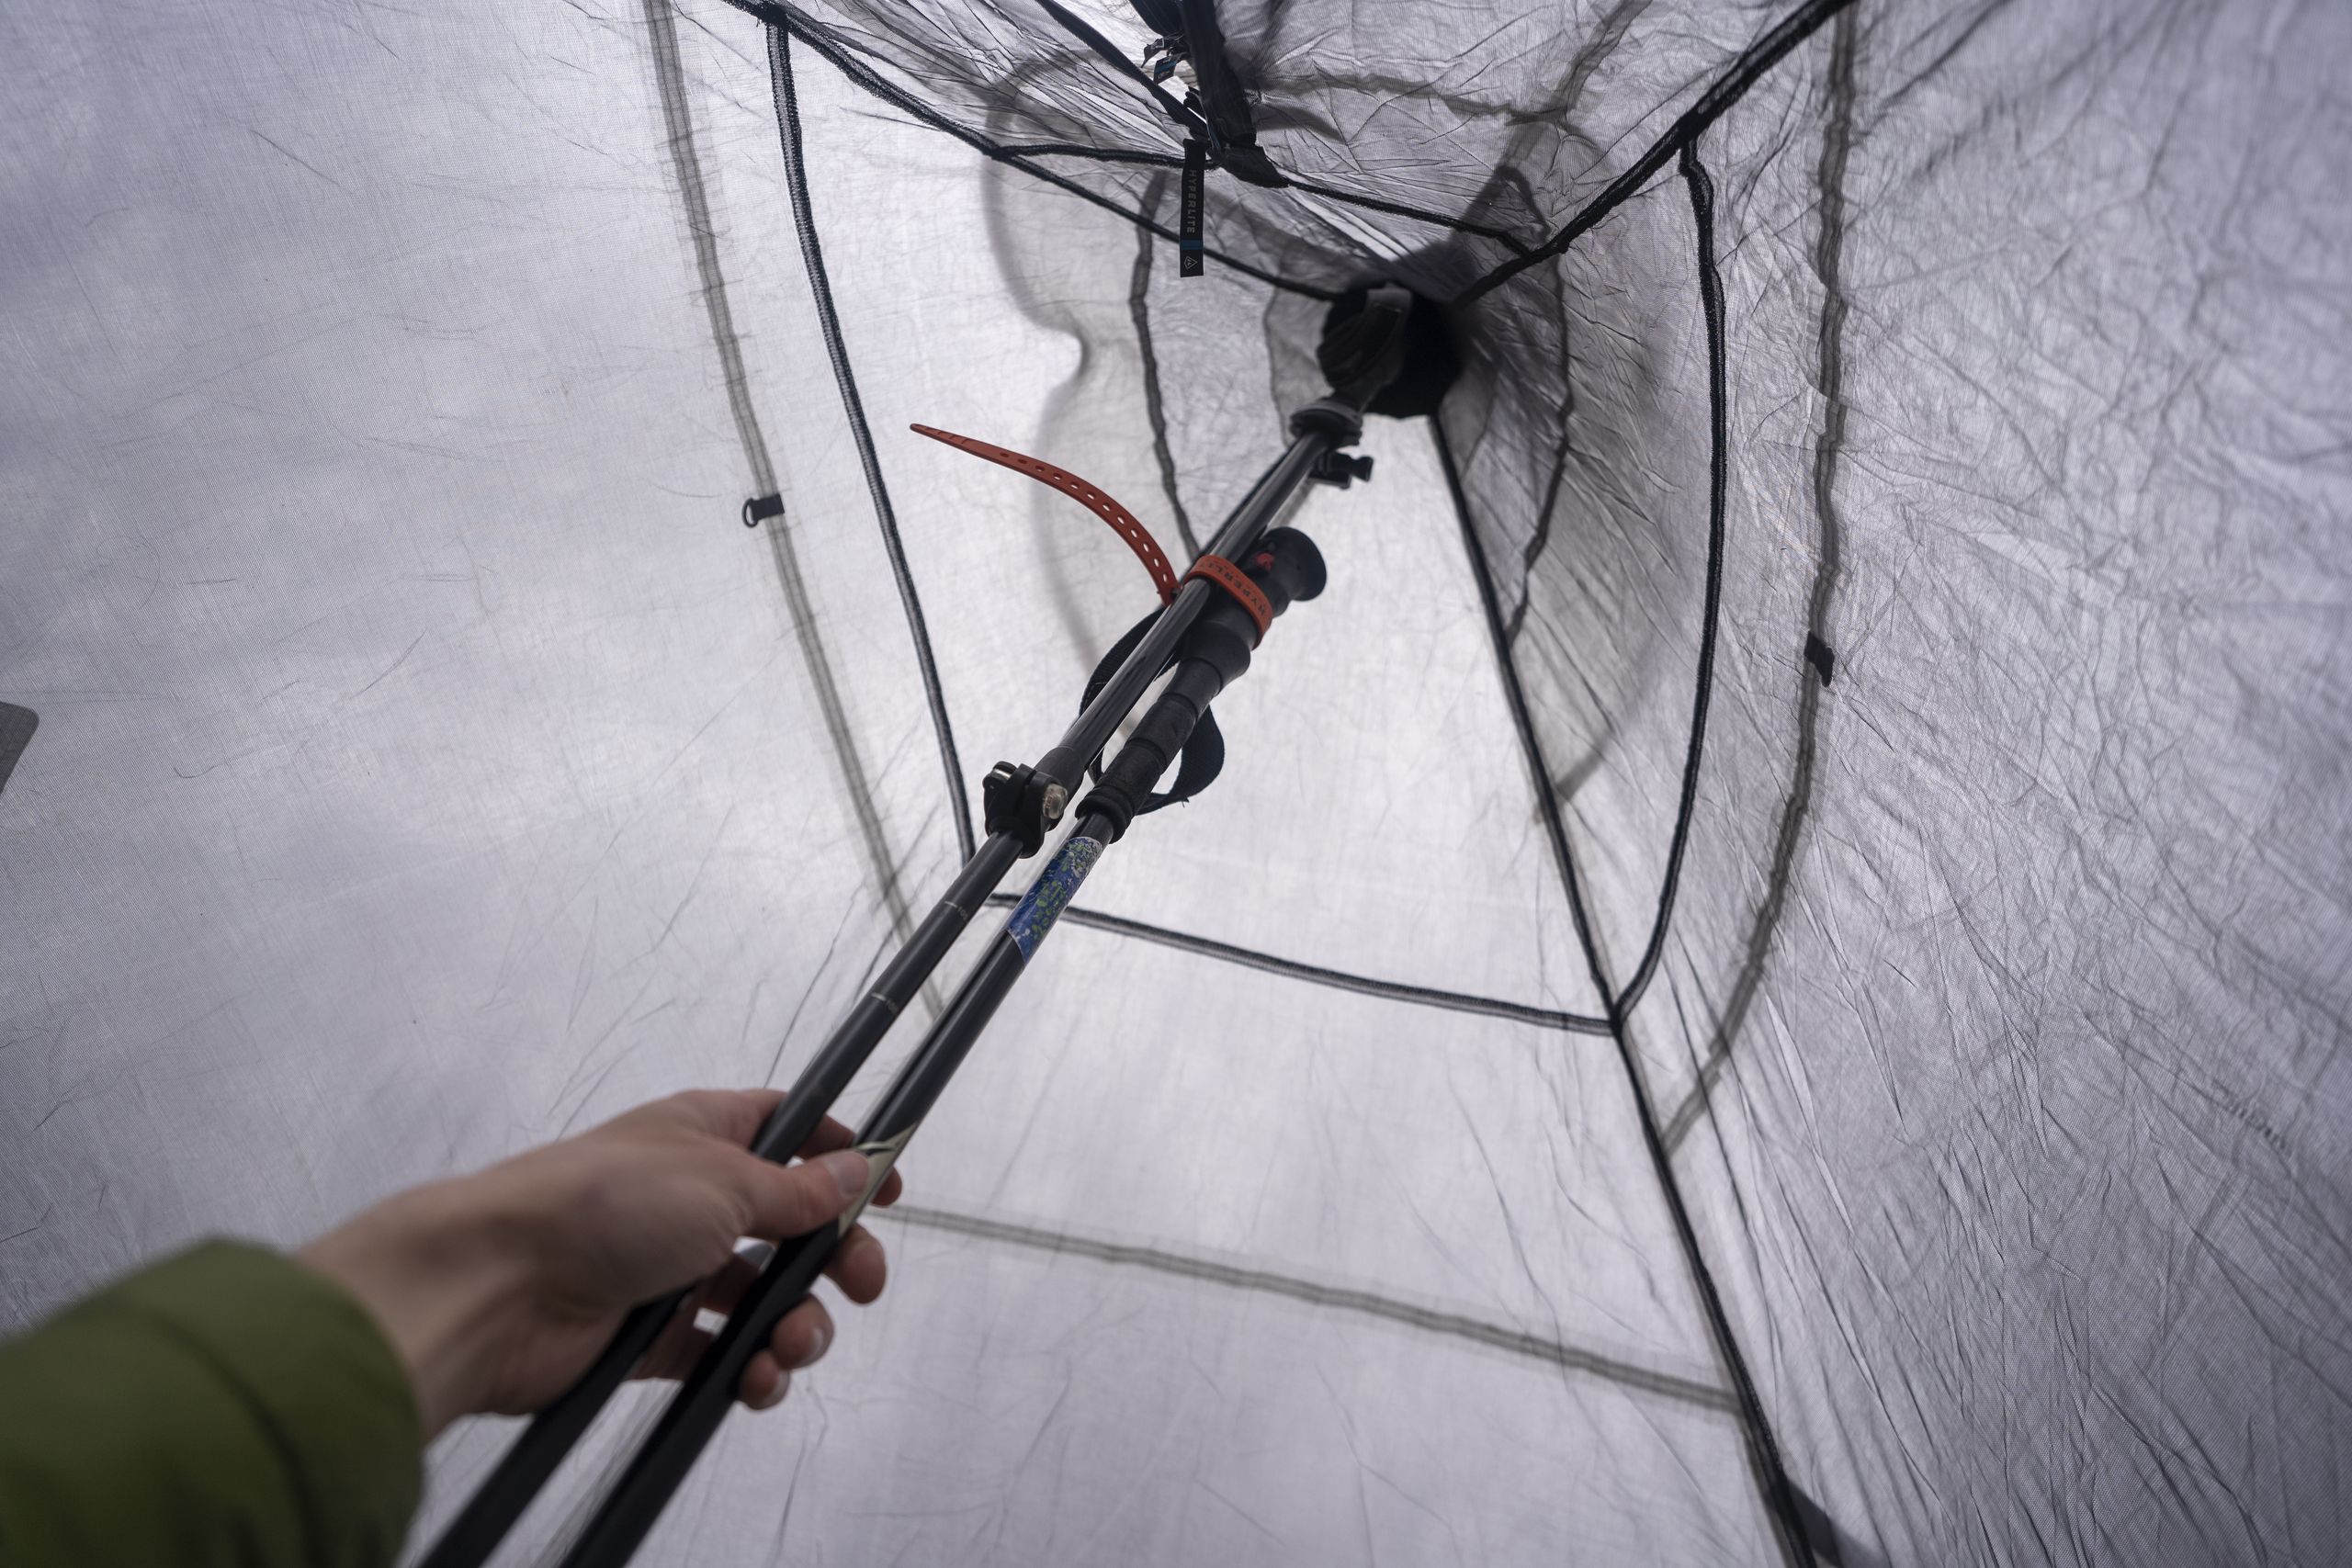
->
4, 1, 2347, 1563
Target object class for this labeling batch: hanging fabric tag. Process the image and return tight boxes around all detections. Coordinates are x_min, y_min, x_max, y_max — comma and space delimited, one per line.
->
1179, 139, 1205, 277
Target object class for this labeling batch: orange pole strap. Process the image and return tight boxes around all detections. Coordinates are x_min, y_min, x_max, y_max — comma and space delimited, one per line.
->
1182, 555, 1272, 644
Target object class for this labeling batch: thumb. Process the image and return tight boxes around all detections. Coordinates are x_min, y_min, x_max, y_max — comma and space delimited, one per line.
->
738, 1147, 871, 1239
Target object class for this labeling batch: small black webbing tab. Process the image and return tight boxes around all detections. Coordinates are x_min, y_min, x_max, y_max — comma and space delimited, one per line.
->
1179, 139, 1205, 278
1804, 633, 1836, 687
741, 493, 786, 528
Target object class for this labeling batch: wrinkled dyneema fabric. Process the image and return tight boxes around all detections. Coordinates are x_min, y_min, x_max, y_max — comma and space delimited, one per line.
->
5, 0, 2349, 1564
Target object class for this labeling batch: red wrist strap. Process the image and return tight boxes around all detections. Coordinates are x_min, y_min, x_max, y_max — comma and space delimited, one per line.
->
909, 422, 1272, 644
1182, 555, 1272, 644
910, 423, 1178, 604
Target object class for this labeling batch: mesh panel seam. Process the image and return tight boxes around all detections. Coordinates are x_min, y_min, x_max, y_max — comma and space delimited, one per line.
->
643, 0, 922, 948
879, 1201, 1739, 1413
1435, 145, 1812, 1541
981, 894, 1612, 1033
770, 26, 976, 859
1453, 0, 1860, 307
1661, 2, 1860, 1155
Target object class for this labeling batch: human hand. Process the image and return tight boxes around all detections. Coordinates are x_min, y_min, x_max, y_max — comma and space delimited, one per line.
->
300, 1089, 900, 1436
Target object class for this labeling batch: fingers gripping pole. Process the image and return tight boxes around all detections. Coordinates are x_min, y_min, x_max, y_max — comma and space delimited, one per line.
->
553, 828, 1110, 1568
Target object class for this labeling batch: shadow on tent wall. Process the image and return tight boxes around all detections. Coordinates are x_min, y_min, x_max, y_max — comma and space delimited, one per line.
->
0, 705, 36, 796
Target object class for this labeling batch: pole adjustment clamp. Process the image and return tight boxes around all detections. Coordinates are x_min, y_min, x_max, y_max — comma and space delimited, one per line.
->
1310, 451, 1374, 489
981, 761, 1068, 856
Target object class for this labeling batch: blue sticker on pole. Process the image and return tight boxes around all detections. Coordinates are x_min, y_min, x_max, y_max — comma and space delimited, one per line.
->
1005, 835, 1104, 961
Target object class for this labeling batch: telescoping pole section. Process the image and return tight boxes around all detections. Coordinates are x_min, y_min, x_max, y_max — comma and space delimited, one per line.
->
418, 284, 1417, 1568
552, 818, 1115, 1568
555, 472, 1340, 1568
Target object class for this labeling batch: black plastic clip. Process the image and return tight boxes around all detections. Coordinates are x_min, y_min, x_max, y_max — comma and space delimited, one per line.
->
982, 761, 1069, 857
1311, 451, 1374, 489
741, 493, 786, 528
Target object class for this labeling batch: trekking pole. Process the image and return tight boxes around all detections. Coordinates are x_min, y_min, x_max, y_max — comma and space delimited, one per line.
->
416, 285, 1419, 1568
553, 515, 1334, 1568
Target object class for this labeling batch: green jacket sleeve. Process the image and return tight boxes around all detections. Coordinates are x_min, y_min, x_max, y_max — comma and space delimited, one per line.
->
0, 1240, 423, 1568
